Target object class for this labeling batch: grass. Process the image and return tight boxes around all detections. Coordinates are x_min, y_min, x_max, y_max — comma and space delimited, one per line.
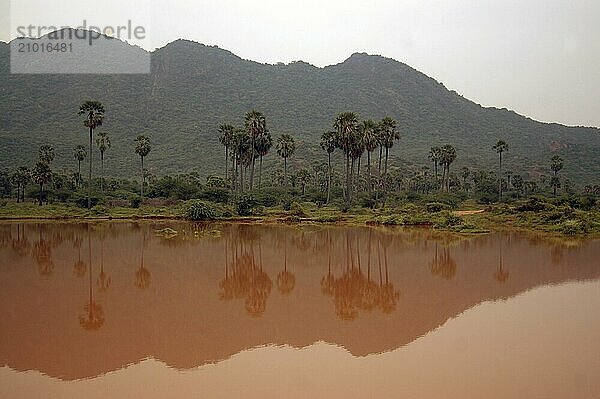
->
1, 198, 599, 238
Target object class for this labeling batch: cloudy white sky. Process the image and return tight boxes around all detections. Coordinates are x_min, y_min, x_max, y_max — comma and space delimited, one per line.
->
2, 0, 599, 127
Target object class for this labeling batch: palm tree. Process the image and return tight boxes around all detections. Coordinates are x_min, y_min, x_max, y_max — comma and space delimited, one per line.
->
244, 110, 266, 190
255, 131, 273, 188
492, 140, 509, 199
360, 120, 378, 191
439, 144, 456, 192
218, 123, 235, 180
550, 155, 564, 195
31, 161, 52, 206
95, 132, 111, 192
231, 128, 251, 192
78, 101, 105, 209
379, 117, 399, 176
428, 146, 441, 182
38, 145, 55, 165
73, 145, 87, 188
11, 166, 30, 203
320, 131, 336, 203
276, 134, 295, 186
134, 135, 151, 199
334, 112, 358, 206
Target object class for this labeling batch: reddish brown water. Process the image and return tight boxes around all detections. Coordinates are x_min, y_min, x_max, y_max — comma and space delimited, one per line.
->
0, 221, 599, 398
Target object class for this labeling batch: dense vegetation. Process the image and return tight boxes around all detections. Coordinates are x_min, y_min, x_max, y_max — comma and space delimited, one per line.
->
1, 101, 599, 236
1, 29, 599, 186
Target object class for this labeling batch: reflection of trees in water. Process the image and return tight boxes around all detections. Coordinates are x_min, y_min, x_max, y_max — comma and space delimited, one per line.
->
11, 224, 30, 257
494, 236, 509, 283
277, 230, 295, 295
135, 231, 151, 289
96, 234, 111, 291
72, 236, 86, 277
220, 226, 272, 317
79, 225, 104, 331
322, 230, 400, 320
32, 226, 54, 276
429, 243, 456, 280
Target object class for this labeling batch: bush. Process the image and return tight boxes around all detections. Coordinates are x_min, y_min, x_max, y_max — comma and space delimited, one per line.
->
434, 211, 461, 228
236, 194, 258, 216
129, 195, 142, 209
281, 196, 293, 211
559, 219, 589, 235
200, 187, 230, 204
185, 200, 220, 221
73, 194, 103, 208
516, 197, 548, 212
91, 205, 110, 216
289, 202, 306, 217
425, 202, 450, 213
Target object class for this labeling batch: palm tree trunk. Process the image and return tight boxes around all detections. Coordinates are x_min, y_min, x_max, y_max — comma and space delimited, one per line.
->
378, 145, 383, 175
225, 147, 228, 180
259, 155, 263, 188
284, 157, 288, 187
498, 152, 503, 200
38, 183, 43, 206
357, 155, 361, 179
78, 160, 81, 189
140, 156, 144, 199
88, 126, 93, 210
250, 137, 255, 190
384, 147, 389, 176
345, 154, 350, 207
367, 151, 372, 192
326, 152, 331, 204
100, 152, 104, 193
434, 161, 438, 181
16, 183, 20, 203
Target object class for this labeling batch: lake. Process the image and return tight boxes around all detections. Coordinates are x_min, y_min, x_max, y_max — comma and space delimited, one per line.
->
0, 221, 599, 398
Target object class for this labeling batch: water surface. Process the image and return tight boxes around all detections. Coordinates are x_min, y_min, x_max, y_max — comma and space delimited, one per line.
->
0, 222, 599, 398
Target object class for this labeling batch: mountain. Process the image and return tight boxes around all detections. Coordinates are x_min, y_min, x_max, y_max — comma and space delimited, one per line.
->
1, 29, 598, 184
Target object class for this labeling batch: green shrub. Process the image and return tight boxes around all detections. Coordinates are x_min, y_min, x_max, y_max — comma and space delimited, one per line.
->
425, 202, 449, 213
236, 194, 258, 216
129, 195, 142, 209
434, 211, 461, 228
200, 187, 230, 204
185, 200, 220, 221
91, 205, 110, 216
516, 197, 548, 212
559, 219, 588, 235
290, 202, 306, 217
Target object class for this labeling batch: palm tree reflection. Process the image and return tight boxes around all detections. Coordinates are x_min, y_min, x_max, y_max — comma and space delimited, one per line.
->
79, 225, 104, 331
277, 230, 295, 295
494, 236, 509, 283
220, 226, 272, 317
322, 230, 400, 320
32, 226, 54, 276
135, 230, 151, 289
11, 224, 30, 257
430, 242, 457, 280
72, 236, 86, 277
96, 234, 111, 291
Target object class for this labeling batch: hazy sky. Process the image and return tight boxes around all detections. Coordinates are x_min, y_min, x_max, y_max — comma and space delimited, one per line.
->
2, 0, 599, 127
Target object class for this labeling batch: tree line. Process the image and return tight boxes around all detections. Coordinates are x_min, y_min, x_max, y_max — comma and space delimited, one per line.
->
0, 101, 584, 209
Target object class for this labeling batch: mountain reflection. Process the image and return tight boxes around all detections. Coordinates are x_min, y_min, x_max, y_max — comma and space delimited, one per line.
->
0, 221, 599, 381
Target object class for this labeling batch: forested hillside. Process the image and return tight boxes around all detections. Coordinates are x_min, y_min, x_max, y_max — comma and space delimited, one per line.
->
1, 30, 598, 184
